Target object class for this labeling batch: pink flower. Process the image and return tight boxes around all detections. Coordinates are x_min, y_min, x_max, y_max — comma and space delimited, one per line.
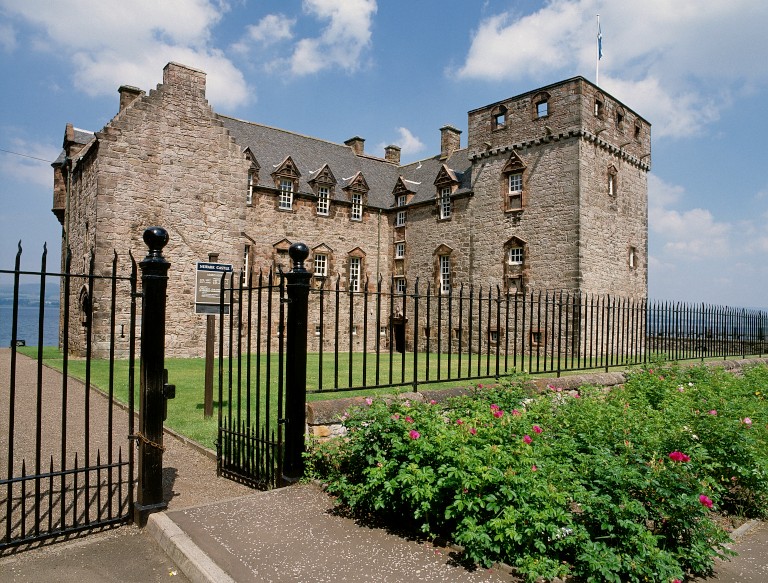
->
429, 399, 437, 405
404, 400, 411, 407
478, 384, 484, 389
743, 417, 753, 427
409, 429, 420, 440
531, 465, 537, 472
573, 393, 580, 399
365, 397, 373, 406
532, 425, 543, 434
708, 410, 717, 416
405, 416, 414, 423
391, 413, 400, 420
672, 579, 682, 583
493, 410, 504, 418
456, 419, 464, 425
469, 427, 477, 435
699, 494, 713, 509
523, 435, 532, 444
669, 451, 691, 463
512, 409, 522, 416
490, 404, 500, 411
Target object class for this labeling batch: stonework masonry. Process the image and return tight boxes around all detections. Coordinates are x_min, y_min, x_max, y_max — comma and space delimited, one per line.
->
52, 63, 650, 358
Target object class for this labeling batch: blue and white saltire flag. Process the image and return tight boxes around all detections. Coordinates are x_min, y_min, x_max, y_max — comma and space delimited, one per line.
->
598, 21, 603, 60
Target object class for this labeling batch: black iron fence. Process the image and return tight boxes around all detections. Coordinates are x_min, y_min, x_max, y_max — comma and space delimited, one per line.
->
302, 279, 768, 392
1, 244, 138, 550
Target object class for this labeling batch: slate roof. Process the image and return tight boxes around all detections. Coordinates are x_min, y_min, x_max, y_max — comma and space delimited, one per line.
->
52, 128, 95, 166
218, 115, 472, 211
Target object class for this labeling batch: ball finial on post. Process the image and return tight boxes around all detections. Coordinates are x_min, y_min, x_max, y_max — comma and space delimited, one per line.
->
288, 242, 310, 272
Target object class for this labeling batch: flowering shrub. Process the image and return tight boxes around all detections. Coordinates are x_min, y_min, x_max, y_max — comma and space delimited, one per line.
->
308, 365, 768, 582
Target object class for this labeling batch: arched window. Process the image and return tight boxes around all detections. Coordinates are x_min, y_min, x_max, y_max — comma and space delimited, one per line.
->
491, 104, 507, 130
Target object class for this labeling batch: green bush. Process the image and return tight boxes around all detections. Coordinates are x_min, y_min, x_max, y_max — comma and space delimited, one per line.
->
309, 365, 768, 582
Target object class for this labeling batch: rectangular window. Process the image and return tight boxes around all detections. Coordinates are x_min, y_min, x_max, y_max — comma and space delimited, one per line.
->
380, 325, 387, 337
395, 277, 406, 294
395, 194, 407, 227
507, 247, 523, 265
536, 100, 548, 118
279, 179, 293, 210
629, 247, 636, 269
440, 186, 452, 219
608, 174, 615, 196
241, 244, 251, 285
439, 255, 451, 295
351, 192, 363, 221
489, 330, 499, 344
314, 253, 327, 277
395, 242, 405, 259
315, 324, 321, 337
317, 186, 329, 216
247, 171, 254, 205
508, 173, 523, 210
349, 257, 361, 292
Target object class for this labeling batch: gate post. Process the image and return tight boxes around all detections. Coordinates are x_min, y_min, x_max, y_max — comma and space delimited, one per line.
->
134, 227, 172, 526
283, 242, 311, 482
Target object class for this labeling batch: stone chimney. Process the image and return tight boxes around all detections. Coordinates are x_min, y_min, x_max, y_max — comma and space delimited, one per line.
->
345, 136, 365, 156
439, 125, 462, 160
384, 145, 401, 164
162, 62, 207, 95
118, 85, 144, 112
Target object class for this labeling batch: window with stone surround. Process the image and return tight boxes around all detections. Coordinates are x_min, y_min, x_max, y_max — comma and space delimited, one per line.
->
533, 92, 550, 119
348, 256, 362, 292
314, 253, 328, 277
504, 236, 526, 294
395, 194, 407, 227
241, 244, 251, 285
608, 165, 618, 197
491, 104, 507, 130
594, 94, 604, 118
439, 254, 451, 295
351, 192, 363, 221
247, 170, 255, 205
395, 241, 405, 259
278, 178, 293, 210
317, 186, 330, 216
628, 246, 637, 270
395, 277, 406, 294
502, 152, 526, 212
616, 107, 626, 131
439, 186, 452, 220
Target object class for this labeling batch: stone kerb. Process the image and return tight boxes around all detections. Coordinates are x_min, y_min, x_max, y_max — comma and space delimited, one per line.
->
304, 358, 768, 441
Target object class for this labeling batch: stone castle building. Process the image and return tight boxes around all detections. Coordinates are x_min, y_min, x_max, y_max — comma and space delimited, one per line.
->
52, 62, 650, 358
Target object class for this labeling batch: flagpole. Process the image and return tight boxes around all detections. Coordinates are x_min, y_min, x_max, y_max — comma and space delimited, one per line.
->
596, 14, 601, 86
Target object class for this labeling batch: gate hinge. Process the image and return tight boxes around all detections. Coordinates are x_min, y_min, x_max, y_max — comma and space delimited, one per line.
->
280, 298, 292, 304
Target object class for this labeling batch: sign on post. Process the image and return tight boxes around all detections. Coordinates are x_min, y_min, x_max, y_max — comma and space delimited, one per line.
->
195, 262, 233, 314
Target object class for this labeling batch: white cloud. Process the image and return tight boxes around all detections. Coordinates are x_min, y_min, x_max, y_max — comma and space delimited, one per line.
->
0, 0, 251, 109
290, 0, 377, 75
244, 14, 295, 47
456, 0, 768, 139
0, 137, 59, 188
648, 174, 731, 260
0, 23, 16, 52
375, 127, 425, 160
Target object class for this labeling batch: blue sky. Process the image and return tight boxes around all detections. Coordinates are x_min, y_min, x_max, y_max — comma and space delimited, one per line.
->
1, 0, 768, 307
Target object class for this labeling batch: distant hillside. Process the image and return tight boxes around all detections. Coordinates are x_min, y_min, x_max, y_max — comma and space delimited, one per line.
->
0, 281, 60, 307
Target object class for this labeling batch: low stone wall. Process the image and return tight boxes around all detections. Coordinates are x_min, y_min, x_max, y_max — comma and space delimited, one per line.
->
305, 358, 768, 441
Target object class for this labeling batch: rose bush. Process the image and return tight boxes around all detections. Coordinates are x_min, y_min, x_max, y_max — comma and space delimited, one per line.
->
308, 364, 768, 582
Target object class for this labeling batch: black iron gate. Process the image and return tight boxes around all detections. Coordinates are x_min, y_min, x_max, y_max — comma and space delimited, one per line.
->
1, 244, 138, 550
216, 268, 287, 489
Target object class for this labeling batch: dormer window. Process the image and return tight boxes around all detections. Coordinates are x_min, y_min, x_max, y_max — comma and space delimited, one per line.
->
317, 186, 330, 215
247, 170, 255, 205
439, 186, 452, 219
395, 194, 407, 227
279, 178, 293, 210
351, 192, 363, 221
